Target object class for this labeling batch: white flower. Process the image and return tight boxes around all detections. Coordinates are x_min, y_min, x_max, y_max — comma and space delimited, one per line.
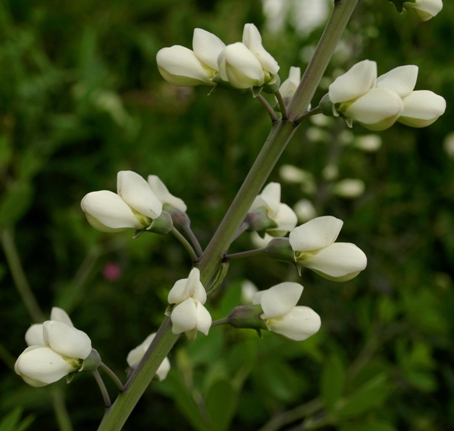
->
289, 216, 367, 281
332, 179, 366, 199
168, 268, 212, 340
127, 333, 171, 381
156, 29, 225, 87
375, 65, 445, 128
81, 170, 162, 232
242, 23, 279, 84
218, 42, 265, 89
293, 199, 317, 222
403, 0, 443, 21
15, 309, 92, 387
329, 60, 403, 131
354, 134, 382, 152
147, 175, 187, 212
249, 182, 297, 236
279, 67, 301, 103
252, 282, 321, 341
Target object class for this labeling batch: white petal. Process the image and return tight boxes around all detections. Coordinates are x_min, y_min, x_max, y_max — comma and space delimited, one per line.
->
279, 66, 301, 98
156, 45, 215, 86
398, 90, 446, 127
301, 242, 367, 281
81, 190, 143, 231
192, 28, 225, 71
147, 175, 187, 212
170, 298, 198, 334
194, 301, 212, 336
127, 333, 156, 367
251, 182, 281, 216
217, 43, 264, 89
50, 307, 73, 327
376, 65, 418, 97
25, 324, 44, 346
258, 282, 304, 319
268, 306, 321, 341
269, 203, 298, 235
15, 346, 77, 387
156, 357, 171, 381
168, 278, 190, 304
329, 60, 377, 104
186, 267, 207, 303
242, 23, 279, 75
403, 0, 443, 21
117, 171, 162, 220
289, 216, 343, 252
344, 87, 403, 130
43, 321, 92, 359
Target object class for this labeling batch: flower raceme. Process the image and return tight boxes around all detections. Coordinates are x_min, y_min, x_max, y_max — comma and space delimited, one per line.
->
403, 0, 443, 21
157, 24, 279, 91
252, 282, 321, 341
15, 308, 92, 387
289, 216, 367, 282
167, 268, 212, 340
127, 333, 171, 381
247, 182, 297, 237
326, 60, 445, 130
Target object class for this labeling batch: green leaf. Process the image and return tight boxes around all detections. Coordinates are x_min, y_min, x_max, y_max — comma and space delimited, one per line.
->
321, 355, 346, 412
0, 408, 34, 431
205, 379, 237, 431
335, 374, 392, 419
0, 182, 33, 226
388, 0, 414, 13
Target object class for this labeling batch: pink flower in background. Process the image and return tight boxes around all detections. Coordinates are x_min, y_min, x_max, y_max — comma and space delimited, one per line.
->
103, 263, 121, 281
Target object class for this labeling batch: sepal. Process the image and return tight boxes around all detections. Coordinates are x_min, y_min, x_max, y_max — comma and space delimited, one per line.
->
79, 349, 102, 372
264, 237, 295, 262
146, 211, 174, 235
226, 304, 268, 331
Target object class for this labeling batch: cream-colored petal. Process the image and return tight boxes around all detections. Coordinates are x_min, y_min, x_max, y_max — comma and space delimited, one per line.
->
268, 306, 321, 341
15, 346, 77, 387
269, 203, 298, 234
403, 0, 443, 21
376, 65, 418, 97
50, 307, 73, 327
192, 28, 225, 71
257, 282, 303, 319
301, 242, 367, 281
126, 333, 156, 367
194, 301, 212, 336
170, 299, 198, 334
43, 321, 92, 359
186, 268, 207, 304
156, 45, 215, 86
279, 66, 301, 99
117, 171, 162, 220
242, 23, 279, 75
25, 324, 44, 346
156, 357, 171, 381
344, 87, 403, 128
289, 216, 343, 252
168, 278, 190, 304
81, 190, 143, 231
398, 90, 446, 127
329, 60, 377, 104
217, 43, 264, 89
147, 175, 187, 212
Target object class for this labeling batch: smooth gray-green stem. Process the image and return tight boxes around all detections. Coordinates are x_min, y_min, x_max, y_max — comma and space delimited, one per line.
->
96, 1, 359, 429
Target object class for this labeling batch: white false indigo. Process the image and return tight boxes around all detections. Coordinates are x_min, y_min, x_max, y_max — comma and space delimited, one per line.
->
15, 309, 92, 387
81, 170, 163, 233
156, 29, 225, 87
289, 216, 367, 281
168, 268, 212, 340
403, 0, 443, 21
217, 42, 265, 89
147, 175, 187, 213
252, 282, 321, 341
127, 333, 171, 381
248, 182, 297, 237
242, 23, 279, 84
328, 60, 403, 131
279, 66, 301, 104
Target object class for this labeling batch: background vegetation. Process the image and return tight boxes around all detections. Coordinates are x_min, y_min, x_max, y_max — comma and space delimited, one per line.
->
1, 0, 454, 430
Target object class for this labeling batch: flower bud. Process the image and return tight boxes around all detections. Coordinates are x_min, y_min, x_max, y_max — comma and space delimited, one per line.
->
403, 0, 443, 21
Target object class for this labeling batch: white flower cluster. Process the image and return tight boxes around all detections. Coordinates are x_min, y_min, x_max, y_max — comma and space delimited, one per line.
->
15, 308, 92, 387
156, 24, 279, 90
327, 60, 446, 131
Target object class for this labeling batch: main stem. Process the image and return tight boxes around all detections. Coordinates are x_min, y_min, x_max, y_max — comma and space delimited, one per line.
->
97, 1, 358, 429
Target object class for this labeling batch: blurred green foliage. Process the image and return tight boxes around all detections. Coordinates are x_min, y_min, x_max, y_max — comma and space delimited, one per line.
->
1, 0, 454, 430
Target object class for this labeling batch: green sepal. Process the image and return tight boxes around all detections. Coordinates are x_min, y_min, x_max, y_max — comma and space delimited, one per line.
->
262, 75, 281, 94
226, 304, 268, 331
264, 237, 295, 263
79, 349, 102, 372
319, 93, 335, 116
66, 371, 78, 384
206, 259, 229, 295
388, 0, 414, 13
244, 206, 278, 236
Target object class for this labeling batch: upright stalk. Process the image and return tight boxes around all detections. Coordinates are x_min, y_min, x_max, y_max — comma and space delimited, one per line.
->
97, 1, 359, 429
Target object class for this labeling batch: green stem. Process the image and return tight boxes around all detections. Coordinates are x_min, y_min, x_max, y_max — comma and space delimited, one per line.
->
256, 93, 278, 122
287, 0, 360, 121
171, 227, 198, 262
100, 362, 125, 392
0, 227, 44, 322
211, 317, 230, 327
295, 106, 322, 126
275, 90, 288, 120
93, 369, 112, 408
96, 1, 359, 428
225, 248, 266, 260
